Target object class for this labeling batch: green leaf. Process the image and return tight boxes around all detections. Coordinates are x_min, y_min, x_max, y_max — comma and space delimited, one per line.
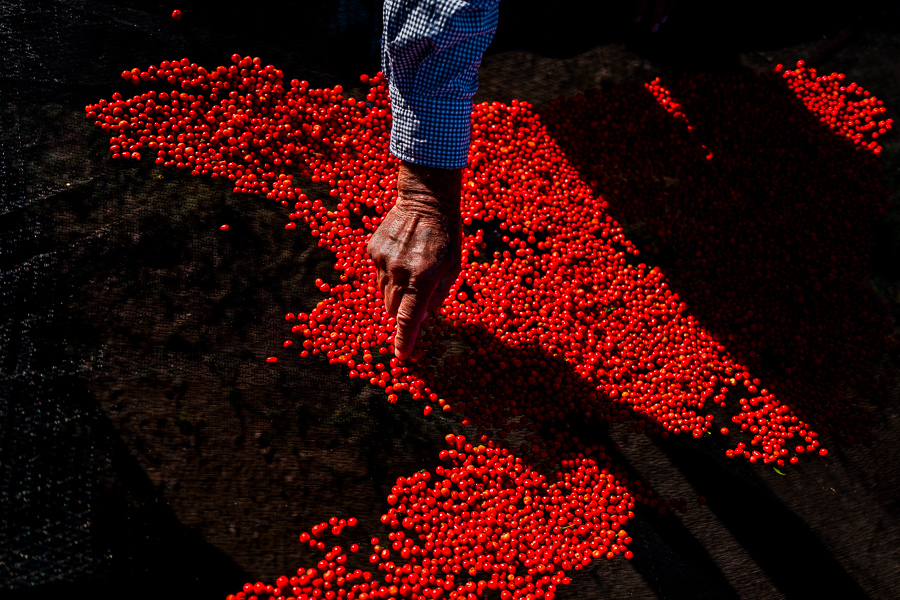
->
773, 467, 785, 476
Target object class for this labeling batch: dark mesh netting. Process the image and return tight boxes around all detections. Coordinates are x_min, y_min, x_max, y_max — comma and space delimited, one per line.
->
3, 1, 900, 599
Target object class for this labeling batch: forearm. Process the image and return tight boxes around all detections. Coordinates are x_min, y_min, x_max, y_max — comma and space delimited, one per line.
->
397, 161, 463, 215
372, 0, 498, 359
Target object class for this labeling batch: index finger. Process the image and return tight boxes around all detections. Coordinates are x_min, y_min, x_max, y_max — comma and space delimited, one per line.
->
393, 288, 433, 360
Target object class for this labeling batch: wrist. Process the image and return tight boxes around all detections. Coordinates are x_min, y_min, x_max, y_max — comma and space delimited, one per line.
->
397, 161, 462, 218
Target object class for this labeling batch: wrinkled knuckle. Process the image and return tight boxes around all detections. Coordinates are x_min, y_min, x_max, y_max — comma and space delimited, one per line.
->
367, 244, 384, 263
395, 319, 415, 333
408, 270, 439, 289
388, 262, 409, 276
395, 311, 419, 330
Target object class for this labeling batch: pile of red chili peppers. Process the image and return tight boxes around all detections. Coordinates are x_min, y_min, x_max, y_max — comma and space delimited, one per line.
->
88, 56, 893, 600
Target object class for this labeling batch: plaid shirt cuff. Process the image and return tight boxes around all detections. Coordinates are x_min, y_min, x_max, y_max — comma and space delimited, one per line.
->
382, 0, 499, 170
389, 84, 472, 170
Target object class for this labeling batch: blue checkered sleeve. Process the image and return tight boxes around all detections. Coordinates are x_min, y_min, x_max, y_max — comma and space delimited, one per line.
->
382, 0, 500, 170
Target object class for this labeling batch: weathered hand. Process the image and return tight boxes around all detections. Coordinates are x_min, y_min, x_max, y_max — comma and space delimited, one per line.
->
367, 161, 463, 360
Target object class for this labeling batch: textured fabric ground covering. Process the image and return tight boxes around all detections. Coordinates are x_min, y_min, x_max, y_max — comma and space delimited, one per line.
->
82, 55, 893, 600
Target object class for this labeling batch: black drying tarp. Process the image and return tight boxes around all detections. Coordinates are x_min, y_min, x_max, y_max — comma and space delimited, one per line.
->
3, 1, 900, 599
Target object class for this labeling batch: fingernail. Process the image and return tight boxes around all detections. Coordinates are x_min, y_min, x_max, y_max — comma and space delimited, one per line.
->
661, 15, 668, 24
634, 15, 642, 23
651, 22, 659, 33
